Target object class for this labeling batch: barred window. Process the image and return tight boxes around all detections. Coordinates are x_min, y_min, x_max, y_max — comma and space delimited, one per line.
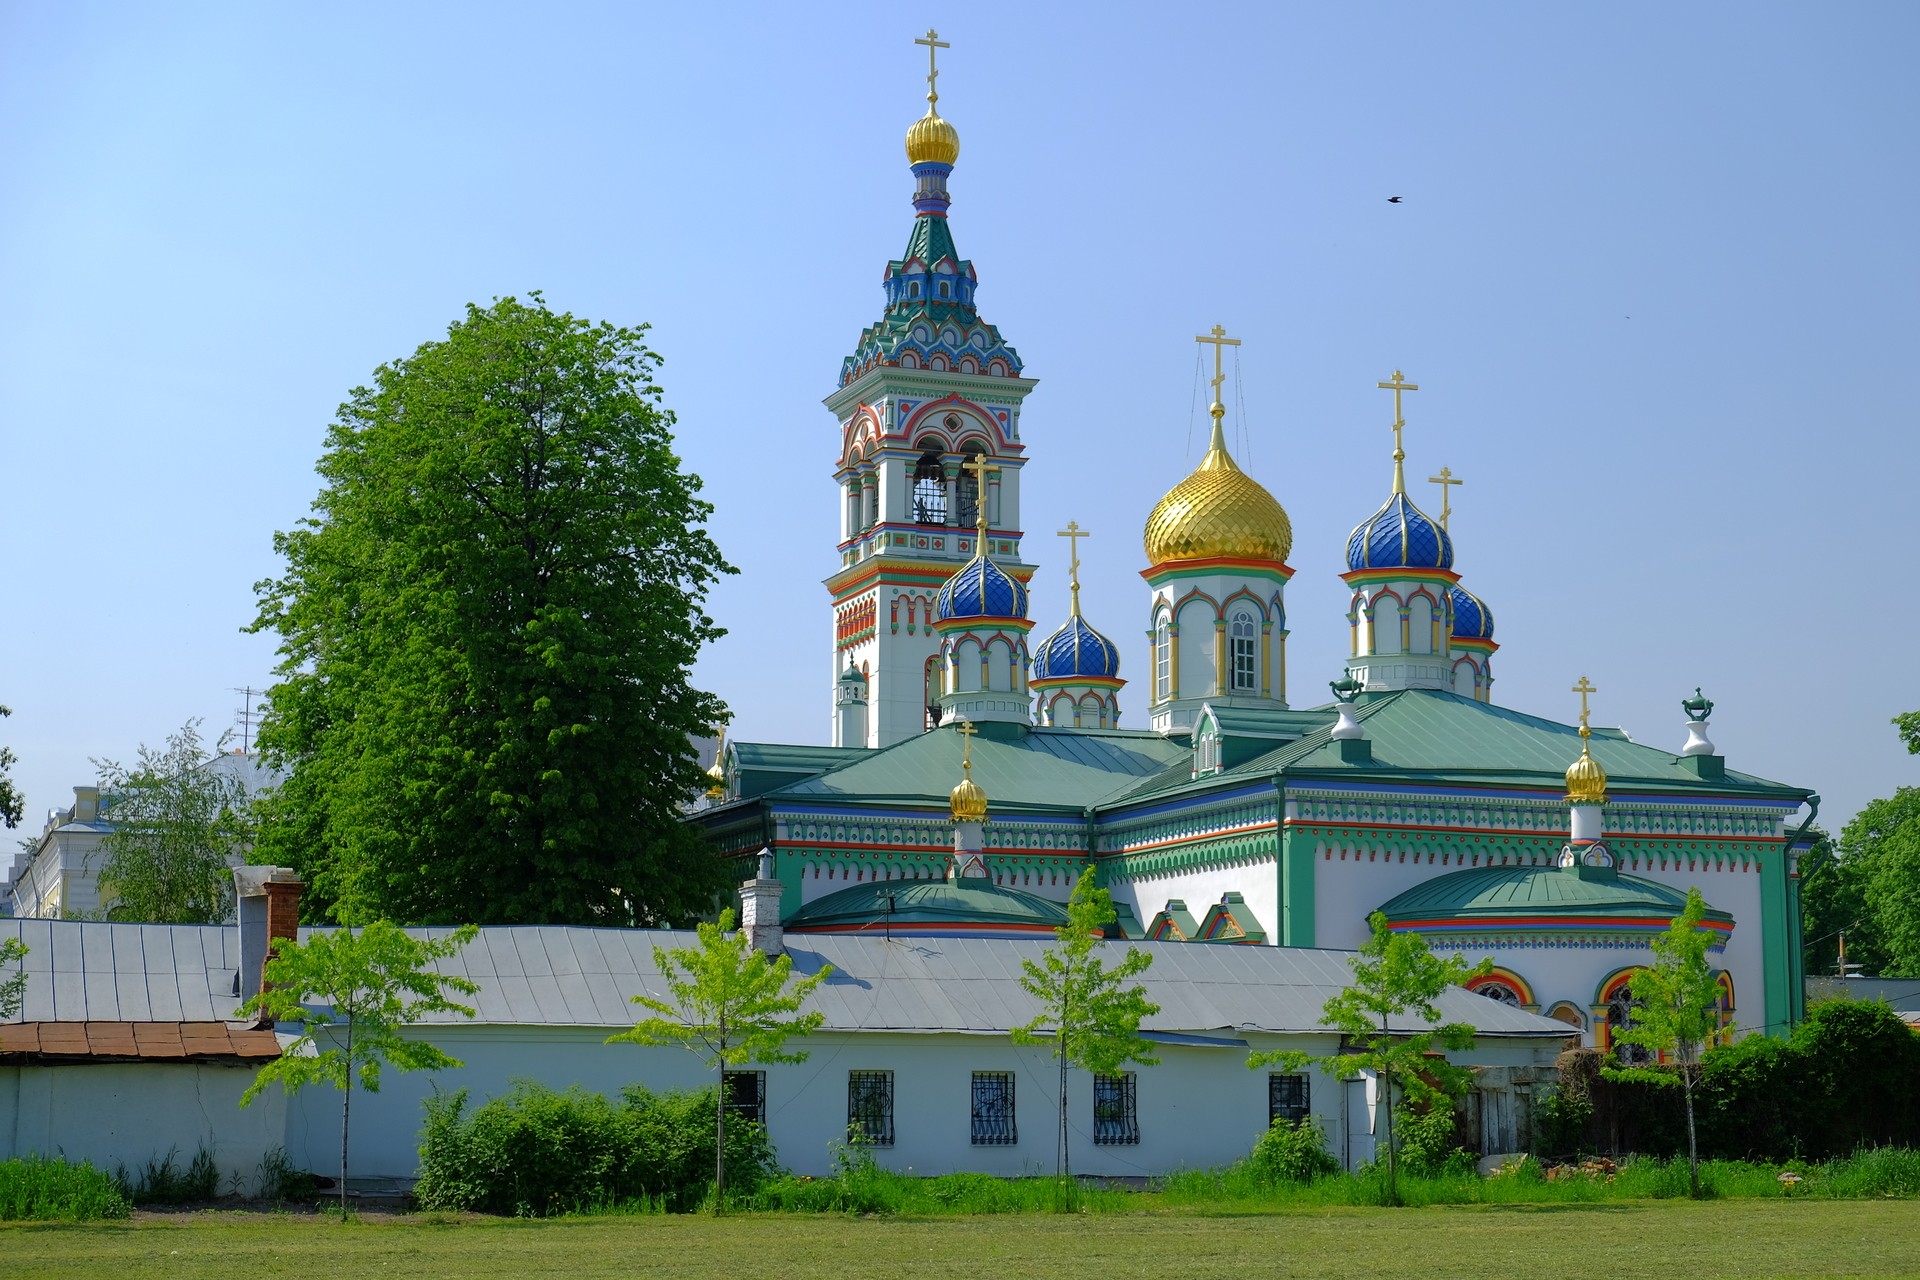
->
848, 1071, 895, 1146
724, 1070, 766, 1126
912, 450, 948, 525
1093, 1073, 1139, 1145
1269, 1073, 1310, 1126
970, 1071, 1017, 1145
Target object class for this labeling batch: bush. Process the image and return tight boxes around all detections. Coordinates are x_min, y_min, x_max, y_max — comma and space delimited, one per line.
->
1247, 1117, 1339, 1185
117, 1145, 219, 1204
1393, 1105, 1475, 1177
0, 1156, 131, 1221
257, 1145, 321, 1203
415, 1081, 776, 1216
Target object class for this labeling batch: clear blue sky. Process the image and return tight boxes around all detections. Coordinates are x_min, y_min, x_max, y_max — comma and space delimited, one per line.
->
3, 2, 1914, 840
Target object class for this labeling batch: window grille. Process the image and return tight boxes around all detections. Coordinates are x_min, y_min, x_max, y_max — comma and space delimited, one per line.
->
1475, 980, 1523, 1006
1268, 1073, 1310, 1126
912, 451, 948, 525
1607, 988, 1652, 1066
970, 1071, 1017, 1145
724, 1070, 765, 1126
1230, 611, 1259, 692
848, 1071, 895, 1146
1093, 1073, 1139, 1145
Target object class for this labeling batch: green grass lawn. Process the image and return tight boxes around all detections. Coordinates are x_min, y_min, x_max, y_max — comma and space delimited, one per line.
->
4, 1201, 1918, 1280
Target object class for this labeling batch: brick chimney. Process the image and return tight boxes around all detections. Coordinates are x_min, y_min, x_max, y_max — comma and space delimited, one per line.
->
234, 866, 303, 1021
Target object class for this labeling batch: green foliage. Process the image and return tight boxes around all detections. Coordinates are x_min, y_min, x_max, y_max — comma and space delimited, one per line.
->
1250, 910, 1490, 1204
0, 936, 27, 1020
415, 1082, 776, 1216
1011, 869, 1158, 1196
1246, 1117, 1340, 1185
609, 908, 827, 1206
1696, 1031, 1803, 1159
117, 1145, 220, 1204
238, 921, 478, 1210
1786, 997, 1920, 1154
1391, 1104, 1475, 1177
1531, 1079, 1596, 1158
256, 1146, 320, 1203
1795, 825, 1876, 977
91, 719, 254, 924
0, 1156, 130, 1221
0, 705, 23, 830
1810, 781, 1920, 978
248, 293, 735, 928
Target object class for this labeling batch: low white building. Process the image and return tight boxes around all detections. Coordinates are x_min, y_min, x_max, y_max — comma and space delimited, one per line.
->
0, 870, 1573, 1189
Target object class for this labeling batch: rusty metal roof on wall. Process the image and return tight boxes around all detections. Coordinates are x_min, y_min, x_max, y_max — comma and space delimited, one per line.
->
0, 1020, 278, 1062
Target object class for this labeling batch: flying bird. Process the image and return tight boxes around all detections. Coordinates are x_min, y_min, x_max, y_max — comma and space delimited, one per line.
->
1387, 195, 1403, 203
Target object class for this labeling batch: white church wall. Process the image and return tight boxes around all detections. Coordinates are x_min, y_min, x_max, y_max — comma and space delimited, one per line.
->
0, 1062, 286, 1193
1312, 846, 1476, 950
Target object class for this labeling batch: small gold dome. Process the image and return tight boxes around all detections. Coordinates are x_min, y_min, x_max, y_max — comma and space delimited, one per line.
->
1565, 742, 1609, 805
1143, 413, 1292, 565
906, 107, 961, 166
950, 773, 988, 823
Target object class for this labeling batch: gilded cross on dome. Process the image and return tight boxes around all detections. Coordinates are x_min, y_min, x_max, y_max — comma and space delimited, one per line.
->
915, 29, 950, 107
1571, 676, 1598, 738
1377, 370, 1419, 494
959, 452, 997, 537
1427, 466, 1463, 531
1195, 325, 1242, 412
1057, 521, 1089, 616
954, 717, 978, 769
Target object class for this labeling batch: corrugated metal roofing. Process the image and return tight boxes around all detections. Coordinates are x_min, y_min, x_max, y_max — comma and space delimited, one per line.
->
0, 920, 1572, 1040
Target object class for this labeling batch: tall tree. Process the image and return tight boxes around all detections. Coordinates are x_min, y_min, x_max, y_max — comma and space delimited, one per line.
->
1601, 887, 1725, 1199
1250, 911, 1491, 1206
92, 719, 255, 924
1011, 869, 1159, 1204
609, 909, 828, 1211
250, 295, 735, 926
239, 922, 478, 1213
0, 705, 23, 830
1796, 825, 1886, 979
0, 938, 27, 1019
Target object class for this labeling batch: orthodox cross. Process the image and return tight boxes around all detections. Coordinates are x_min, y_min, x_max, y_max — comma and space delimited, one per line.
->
1194, 324, 1241, 409
1427, 466, 1463, 531
1058, 521, 1089, 616
959, 452, 997, 537
915, 29, 950, 107
955, 718, 978, 773
1377, 369, 1419, 493
1571, 676, 1598, 738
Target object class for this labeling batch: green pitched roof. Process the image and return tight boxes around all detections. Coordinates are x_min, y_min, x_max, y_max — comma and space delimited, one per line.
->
786, 876, 1067, 932
1377, 863, 1734, 925
769, 723, 1190, 813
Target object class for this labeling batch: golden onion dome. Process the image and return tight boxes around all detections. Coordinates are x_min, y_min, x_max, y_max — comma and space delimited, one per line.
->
1143, 410, 1293, 565
1565, 740, 1609, 805
950, 772, 988, 823
906, 106, 961, 166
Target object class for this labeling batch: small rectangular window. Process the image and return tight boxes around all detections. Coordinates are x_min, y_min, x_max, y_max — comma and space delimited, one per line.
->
1093, 1072, 1139, 1145
1268, 1073, 1310, 1126
724, 1070, 765, 1126
848, 1071, 894, 1146
971, 1071, 1017, 1145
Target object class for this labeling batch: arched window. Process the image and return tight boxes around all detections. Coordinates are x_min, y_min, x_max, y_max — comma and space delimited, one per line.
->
1607, 984, 1652, 1066
1154, 615, 1172, 702
1475, 981, 1523, 1006
938, 281, 950, 297
911, 449, 947, 525
1229, 609, 1259, 692
909, 282, 921, 298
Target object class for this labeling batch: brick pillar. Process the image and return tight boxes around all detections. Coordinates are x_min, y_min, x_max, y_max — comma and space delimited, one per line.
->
255, 871, 302, 1027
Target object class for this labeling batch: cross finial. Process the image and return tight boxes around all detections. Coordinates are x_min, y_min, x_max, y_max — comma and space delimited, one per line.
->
959, 452, 997, 541
1058, 521, 1089, 617
914, 29, 950, 107
1571, 676, 1598, 738
955, 718, 979, 772
1376, 369, 1419, 494
1195, 325, 1242, 410
1427, 465, 1463, 531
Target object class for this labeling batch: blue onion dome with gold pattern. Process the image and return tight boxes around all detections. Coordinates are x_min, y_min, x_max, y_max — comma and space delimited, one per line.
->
1033, 614, 1121, 681
1449, 584, 1494, 641
1347, 492, 1455, 572
935, 553, 1028, 621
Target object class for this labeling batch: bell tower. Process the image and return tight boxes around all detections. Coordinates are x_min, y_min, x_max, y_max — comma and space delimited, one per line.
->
824, 31, 1039, 747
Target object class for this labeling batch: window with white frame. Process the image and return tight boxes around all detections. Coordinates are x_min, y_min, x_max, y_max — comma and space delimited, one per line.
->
1230, 610, 1259, 692
1154, 615, 1171, 701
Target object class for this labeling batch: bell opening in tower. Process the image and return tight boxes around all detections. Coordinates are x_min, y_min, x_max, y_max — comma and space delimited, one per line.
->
912, 447, 947, 526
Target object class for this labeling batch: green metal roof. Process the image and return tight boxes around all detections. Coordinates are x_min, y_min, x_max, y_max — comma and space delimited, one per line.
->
769, 723, 1190, 813
1377, 863, 1734, 924
786, 877, 1067, 931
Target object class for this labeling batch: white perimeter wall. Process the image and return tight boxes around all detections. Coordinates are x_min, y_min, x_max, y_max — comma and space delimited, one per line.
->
0, 1063, 287, 1192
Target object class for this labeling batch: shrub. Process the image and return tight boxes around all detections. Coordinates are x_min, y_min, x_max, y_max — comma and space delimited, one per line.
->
0, 1156, 131, 1221
1531, 1081, 1594, 1158
1393, 1105, 1475, 1177
257, 1145, 321, 1203
1247, 1117, 1339, 1185
117, 1145, 219, 1204
415, 1081, 776, 1216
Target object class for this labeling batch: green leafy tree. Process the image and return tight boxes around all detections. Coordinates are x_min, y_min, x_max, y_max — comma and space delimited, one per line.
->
1796, 824, 1883, 978
0, 938, 28, 1019
608, 908, 828, 1210
91, 720, 256, 923
0, 705, 23, 830
1012, 869, 1159, 1202
1826, 787, 1920, 977
1250, 911, 1491, 1206
1601, 887, 1724, 1198
239, 922, 478, 1212
249, 294, 735, 927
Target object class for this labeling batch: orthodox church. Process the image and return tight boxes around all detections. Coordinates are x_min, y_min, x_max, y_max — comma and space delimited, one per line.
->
693, 36, 1820, 1056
